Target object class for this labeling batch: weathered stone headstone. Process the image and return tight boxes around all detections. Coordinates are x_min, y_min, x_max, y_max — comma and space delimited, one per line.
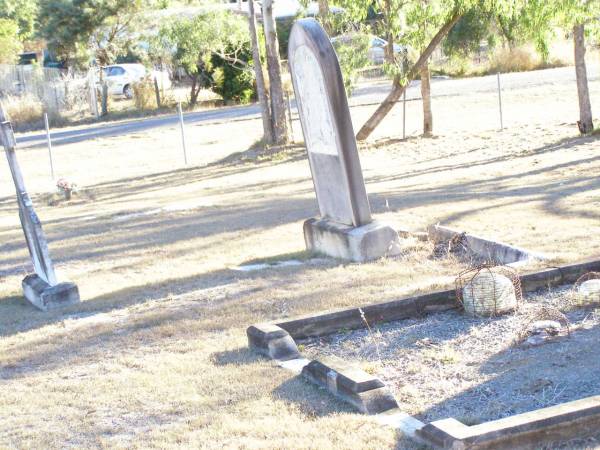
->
0, 102, 79, 311
288, 19, 400, 261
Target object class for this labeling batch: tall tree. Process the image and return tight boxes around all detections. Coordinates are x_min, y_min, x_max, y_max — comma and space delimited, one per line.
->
318, 0, 332, 35
0, 0, 37, 40
247, 0, 273, 144
509, 0, 598, 134
154, 11, 252, 105
573, 24, 593, 134
0, 19, 22, 64
561, 0, 598, 134
356, 6, 462, 140
335, 0, 465, 140
38, 0, 147, 67
262, 0, 289, 145
338, 0, 526, 141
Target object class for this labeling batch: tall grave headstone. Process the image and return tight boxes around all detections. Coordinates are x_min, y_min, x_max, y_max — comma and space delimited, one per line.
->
0, 102, 80, 310
288, 19, 400, 261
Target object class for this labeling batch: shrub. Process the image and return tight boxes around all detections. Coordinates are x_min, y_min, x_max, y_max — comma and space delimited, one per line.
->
488, 46, 540, 73
3, 94, 44, 127
212, 65, 254, 104
211, 42, 256, 104
132, 77, 157, 110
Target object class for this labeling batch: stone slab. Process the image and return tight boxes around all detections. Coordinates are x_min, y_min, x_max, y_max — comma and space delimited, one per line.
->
301, 355, 384, 393
22, 274, 80, 311
1, 114, 58, 286
375, 409, 427, 441
418, 395, 600, 449
289, 18, 371, 227
247, 323, 300, 361
303, 218, 401, 262
301, 357, 398, 414
428, 224, 546, 265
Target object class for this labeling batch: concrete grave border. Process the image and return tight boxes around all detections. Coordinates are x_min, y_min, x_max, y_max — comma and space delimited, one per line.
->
247, 257, 600, 448
427, 224, 547, 266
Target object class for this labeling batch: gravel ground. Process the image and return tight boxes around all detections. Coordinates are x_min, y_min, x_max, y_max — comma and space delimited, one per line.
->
302, 285, 600, 424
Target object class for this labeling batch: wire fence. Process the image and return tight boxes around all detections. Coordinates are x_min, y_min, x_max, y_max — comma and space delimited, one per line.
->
0, 64, 95, 120
0, 64, 188, 126
0, 61, 598, 203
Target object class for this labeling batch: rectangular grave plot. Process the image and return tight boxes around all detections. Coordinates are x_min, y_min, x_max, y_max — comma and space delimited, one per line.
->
298, 285, 600, 431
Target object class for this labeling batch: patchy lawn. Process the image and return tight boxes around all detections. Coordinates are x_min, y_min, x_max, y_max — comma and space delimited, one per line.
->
0, 67, 599, 448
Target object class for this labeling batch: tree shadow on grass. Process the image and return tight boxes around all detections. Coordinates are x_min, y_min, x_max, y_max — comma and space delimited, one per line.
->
210, 347, 263, 366
0, 142, 307, 216
272, 376, 357, 417
0, 253, 341, 339
416, 322, 600, 426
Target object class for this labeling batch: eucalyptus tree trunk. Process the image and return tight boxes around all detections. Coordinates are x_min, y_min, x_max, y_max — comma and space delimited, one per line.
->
318, 0, 331, 35
420, 63, 432, 136
262, 0, 289, 145
573, 24, 593, 134
356, 11, 461, 141
248, 0, 273, 144
383, 0, 395, 65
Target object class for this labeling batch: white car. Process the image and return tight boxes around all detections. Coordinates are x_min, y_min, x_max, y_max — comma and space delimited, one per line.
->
101, 63, 172, 98
367, 36, 406, 65
331, 35, 406, 65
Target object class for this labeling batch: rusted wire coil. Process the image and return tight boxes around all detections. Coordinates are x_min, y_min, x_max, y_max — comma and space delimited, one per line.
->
455, 263, 522, 317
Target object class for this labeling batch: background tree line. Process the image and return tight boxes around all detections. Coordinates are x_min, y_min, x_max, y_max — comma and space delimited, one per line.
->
0, 0, 598, 142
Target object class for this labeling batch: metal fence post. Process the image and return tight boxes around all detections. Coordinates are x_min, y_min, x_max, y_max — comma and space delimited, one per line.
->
89, 70, 99, 118
286, 91, 294, 142
154, 77, 161, 108
497, 72, 504, 131
44, 113, 55, 180
402, 89, 407, 139
178, 102, 188, 165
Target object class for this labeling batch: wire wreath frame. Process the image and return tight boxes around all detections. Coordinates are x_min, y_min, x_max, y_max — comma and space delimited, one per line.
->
572, 272, 600, 306
455, 263, 523, 317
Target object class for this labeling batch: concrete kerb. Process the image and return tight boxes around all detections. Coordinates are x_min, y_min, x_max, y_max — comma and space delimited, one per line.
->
427, 224, 547, 266
418, 396, 600, 449
246, 257, 600, 448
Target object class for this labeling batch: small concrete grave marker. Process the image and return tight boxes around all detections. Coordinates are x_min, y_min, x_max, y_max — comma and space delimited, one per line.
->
0, 102, 79, 311
288, 19, 400, 261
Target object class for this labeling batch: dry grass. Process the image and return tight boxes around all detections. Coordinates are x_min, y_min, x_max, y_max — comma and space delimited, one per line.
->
434, 41, 579, 79
304, 286, 600, 425
488, 46, 543, 73
133, 78, 159, 111
0, 66, 599, 448
3, 94, 44, 128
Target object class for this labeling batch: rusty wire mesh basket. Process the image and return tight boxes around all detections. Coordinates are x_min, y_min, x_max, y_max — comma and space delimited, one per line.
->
455, 264, 522, 317
515, 305, 571, 345
573, 272, 600, 305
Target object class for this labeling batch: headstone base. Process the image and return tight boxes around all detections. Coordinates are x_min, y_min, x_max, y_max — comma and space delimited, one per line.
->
304, 218, 401, 262
22, 274, 80, 311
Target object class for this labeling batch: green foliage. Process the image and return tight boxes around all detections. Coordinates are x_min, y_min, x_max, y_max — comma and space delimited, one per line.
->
0, 0, 37, 40
276, 18, 295, 58
38, 0, 147, 67
443, 8, 497, 57
153, 10, 254, 104
0, 18, 22, 63
212, 51, 255, 103
331, 33, 370, 95
493, 0, 600, 61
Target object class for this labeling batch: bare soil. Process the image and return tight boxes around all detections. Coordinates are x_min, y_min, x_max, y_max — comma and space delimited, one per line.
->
302, 286, 600, 425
